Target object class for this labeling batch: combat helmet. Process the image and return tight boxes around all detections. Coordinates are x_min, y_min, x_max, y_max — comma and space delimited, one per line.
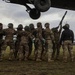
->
8, 23, 13, 28
45, 23, 50, 28
0, 23, 3, 29
37, 22, 42, 28
24, 26, 30, 31
17, 24, 23, 30
65, 23, 69, 28
63, 23, 70, 29
29, 23, 34, 30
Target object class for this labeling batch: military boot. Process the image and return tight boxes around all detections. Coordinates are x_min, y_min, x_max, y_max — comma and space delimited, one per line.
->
0, 57, 2, 61
36, 58, 42, 61
48, 58, 54, 62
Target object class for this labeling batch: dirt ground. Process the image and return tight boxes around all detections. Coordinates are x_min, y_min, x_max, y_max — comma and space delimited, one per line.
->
0, 46, 75, 75
0, 58, 75, 75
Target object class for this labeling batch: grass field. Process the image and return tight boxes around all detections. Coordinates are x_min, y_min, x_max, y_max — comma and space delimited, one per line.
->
0, 46, 75, 75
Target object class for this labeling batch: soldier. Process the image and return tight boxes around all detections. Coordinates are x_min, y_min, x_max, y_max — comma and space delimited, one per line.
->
60, 24, 74, 62
2, 23, 16, 60
51, 11, 67, 60
0, 23, 4, 61
34, 22, 43, 61
44, 23, 55, 62
28, 23, 36, 59
51, 25, 62, 60
14, 24, 23, 59
18, 26, 31, 61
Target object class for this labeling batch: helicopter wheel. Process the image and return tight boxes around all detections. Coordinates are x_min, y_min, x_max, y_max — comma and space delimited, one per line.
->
29, 8, 41, 19
34, 0, 51, 12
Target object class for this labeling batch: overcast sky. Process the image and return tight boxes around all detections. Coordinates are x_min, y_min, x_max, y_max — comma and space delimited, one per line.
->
0, 0, 75, 37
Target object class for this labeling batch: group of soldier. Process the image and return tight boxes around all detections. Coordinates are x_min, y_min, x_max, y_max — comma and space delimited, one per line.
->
0, 21, 74, 62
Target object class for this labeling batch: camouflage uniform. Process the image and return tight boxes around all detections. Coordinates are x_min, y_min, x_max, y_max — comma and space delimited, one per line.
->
0, 23, 4, 61
51, 25, 62, 60
44, 23, 54, 62
39, 27, 46, 60
60, 24, 74, 62
2, 23, 16, 60
14, 24, 23, 59
28, 23, 36, 59
18, 26, 31, 61
34, 22, 43, 61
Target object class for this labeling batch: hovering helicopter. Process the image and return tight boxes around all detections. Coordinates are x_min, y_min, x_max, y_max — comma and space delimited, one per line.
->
3, 0, 51, 19
3, 0, 75, 19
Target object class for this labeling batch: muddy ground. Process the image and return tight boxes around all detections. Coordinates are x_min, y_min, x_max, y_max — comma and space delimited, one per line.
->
0, 58, 75, 75
0, 46, 75, 75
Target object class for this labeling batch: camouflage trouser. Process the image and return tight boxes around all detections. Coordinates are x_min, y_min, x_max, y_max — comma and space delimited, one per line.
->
52, 42, 61, 59
0, 44, 2, 60
45, 40, 53, 62
40, 44, 47, 60
28, 40, 32, 59
63, 40, 74, 62
18, 43, 29, 61
1, 40, 15, 60
35, 39, 42, 61
2, 40, 15, 50
14, 41, 20, 59
0, 40, 3, 60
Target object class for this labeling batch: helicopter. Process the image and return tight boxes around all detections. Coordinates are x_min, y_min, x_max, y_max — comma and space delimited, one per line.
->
3, 0, 51, 19
3, 0, 75, 19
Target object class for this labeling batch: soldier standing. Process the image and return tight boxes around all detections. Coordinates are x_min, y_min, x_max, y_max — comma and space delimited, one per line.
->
44, 23, 54, 62
14, 24, 23, 59
0, 23, 4, 61
51, 25, 62, 60
2, 23, 16, 60
60, 24, 74, 62
28, 23, 36, 59
18, 26, 31, 61
51, 11, 67, 60
35, 22, 43, 61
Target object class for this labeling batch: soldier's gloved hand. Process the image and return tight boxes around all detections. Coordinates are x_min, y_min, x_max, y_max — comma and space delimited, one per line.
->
32, 38, 35, 43
42, 38, 45, 43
